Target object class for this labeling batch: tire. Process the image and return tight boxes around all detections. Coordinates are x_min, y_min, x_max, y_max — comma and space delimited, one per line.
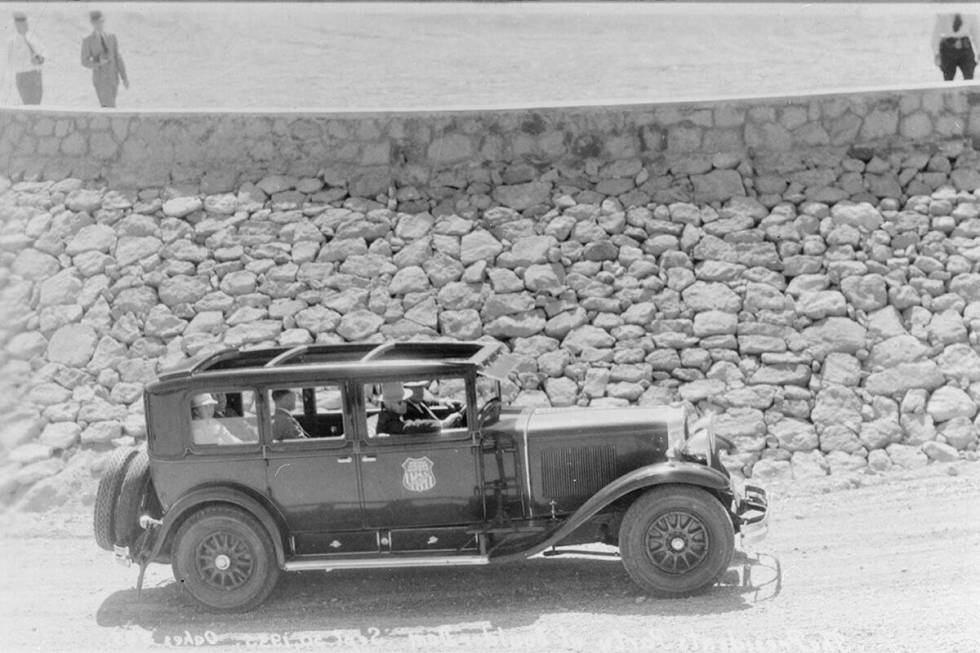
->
93, 447, 138, 551
112, 450, 156, 547
618, 485, 734, 598
171, 505, 281, 613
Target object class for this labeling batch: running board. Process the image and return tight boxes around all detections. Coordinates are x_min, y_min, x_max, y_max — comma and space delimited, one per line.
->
283, 555, 489, 572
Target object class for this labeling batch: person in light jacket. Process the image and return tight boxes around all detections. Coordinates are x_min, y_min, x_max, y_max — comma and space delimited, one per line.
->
932, 11, 980, 81
80, 10, 129, 107
5, 12, 47, 105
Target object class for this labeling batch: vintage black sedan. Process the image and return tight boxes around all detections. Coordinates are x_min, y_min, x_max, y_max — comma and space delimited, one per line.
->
94, 341, 769, 612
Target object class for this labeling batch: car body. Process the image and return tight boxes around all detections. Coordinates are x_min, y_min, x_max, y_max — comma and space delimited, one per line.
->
95, 340, 769, 612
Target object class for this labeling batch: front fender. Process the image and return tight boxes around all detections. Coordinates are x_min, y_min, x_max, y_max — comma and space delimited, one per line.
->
495, 461, 732, 561
149, 485, 288, 566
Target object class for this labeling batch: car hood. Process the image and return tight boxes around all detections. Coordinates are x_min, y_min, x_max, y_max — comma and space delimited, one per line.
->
489, 405, 677, 441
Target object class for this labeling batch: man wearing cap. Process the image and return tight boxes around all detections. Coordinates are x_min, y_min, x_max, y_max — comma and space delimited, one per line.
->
190, 394, 243, 446
5, 13, 46, 105
81, 10, 129, 107
377, 382, 463, 436
272, 389, 310, 440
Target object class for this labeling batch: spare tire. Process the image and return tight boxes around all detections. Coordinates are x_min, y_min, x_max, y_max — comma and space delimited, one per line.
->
113, 450, 156, 547
94, 447, 139, 551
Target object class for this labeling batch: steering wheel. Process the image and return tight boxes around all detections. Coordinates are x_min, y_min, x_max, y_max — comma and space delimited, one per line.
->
476, 398, 502, 429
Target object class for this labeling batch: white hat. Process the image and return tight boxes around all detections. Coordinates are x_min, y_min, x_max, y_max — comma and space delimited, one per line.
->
381, 382, 412, 404
191, 393, 218, 409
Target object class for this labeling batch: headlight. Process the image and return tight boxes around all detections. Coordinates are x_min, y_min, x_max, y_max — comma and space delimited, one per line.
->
682, 412, 717, 461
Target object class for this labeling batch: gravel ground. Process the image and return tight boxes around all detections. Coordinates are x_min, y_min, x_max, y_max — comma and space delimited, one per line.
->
1, 462, 978, 653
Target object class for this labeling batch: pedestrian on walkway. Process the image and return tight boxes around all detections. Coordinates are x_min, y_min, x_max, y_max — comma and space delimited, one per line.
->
4, 12, 47, 105
81, 10, 129, 107
932, 11, 980, 81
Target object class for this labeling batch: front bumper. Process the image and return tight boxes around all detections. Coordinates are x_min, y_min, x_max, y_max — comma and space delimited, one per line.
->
735, 483, 770, 546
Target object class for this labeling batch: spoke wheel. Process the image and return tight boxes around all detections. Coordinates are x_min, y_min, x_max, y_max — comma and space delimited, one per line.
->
195, 530, 256, 591
644, 511, 709, 575
619, 485, 734, 598
172, 506, 280, 612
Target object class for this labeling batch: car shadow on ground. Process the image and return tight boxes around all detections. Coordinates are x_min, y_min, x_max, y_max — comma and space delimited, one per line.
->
95, 553, 780, 646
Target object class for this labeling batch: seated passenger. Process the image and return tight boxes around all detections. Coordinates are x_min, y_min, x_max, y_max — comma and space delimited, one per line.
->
377, 382, 463, 436
272, 389, 310, 440
213, 392, 240, 418
190, 393, 243, 446
403, 381, 462, 421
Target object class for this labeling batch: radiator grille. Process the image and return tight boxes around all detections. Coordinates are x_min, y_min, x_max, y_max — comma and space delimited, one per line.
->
540, 445, 618, 500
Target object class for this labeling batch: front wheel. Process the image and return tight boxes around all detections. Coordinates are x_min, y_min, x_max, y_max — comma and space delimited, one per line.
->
618, 485, 734, 597
171, 506, 281, 612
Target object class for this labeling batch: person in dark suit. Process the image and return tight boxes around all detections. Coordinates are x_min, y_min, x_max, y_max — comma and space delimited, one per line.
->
80, 10, 129, 107
271, 389, 310, 441
377, 383, 463, 436
932, 11, 979, 81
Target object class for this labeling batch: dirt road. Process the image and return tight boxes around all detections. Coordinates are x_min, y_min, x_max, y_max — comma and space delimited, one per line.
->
1, 464, 978, 653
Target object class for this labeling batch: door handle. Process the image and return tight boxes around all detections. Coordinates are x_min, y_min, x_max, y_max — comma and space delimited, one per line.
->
336, 456, 353, 464
361, 455, 377, 463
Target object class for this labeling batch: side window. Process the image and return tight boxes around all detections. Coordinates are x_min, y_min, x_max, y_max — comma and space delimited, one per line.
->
364, 378, 467, 441
268, 385, 345, 442
189, 391, 259, 446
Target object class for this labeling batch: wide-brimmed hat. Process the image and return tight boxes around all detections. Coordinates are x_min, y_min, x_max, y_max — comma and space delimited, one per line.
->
381, 382, 412, 404
191, 393, 218, 409
13, 12, 27, 22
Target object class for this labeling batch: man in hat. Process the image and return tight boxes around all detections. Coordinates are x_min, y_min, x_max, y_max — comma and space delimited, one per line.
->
271, 389, 310, 440
932, 10, 980, 80
377, 382, 463, 436
403, 381, 463, 422
190, 393, 243, 446
5, 12, 46, 105
80, 10, 129, 107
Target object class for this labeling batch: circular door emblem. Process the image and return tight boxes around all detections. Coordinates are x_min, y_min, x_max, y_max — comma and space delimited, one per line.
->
401, 456, 436, 493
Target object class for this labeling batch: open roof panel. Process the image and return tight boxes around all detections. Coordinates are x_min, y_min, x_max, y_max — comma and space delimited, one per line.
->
157, 341, 500, 381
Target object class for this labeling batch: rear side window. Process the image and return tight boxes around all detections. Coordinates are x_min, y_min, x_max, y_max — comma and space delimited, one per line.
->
189, 391, 259, 446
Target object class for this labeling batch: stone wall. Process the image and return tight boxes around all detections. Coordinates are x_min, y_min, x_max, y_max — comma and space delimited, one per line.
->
1, 159, 979, 510
0, 85, 979, 511
0, 86, 978, 195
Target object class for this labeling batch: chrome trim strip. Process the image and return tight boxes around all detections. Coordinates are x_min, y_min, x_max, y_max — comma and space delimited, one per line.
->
283, 555, 489, 572
522, 408, 535, 515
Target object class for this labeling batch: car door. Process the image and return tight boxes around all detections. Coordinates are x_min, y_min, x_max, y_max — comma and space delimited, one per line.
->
263, 382, 376, 555
353, 377, 485, 534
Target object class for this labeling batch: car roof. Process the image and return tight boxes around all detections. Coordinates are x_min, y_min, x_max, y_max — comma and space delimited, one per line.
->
146, 340, 501, 394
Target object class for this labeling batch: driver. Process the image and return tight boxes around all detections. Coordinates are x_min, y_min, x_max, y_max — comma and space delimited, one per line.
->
404, 380, 462, 421
377, 382, 463, 435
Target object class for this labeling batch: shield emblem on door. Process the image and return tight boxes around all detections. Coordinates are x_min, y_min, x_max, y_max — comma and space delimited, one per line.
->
401, 456, 436, 493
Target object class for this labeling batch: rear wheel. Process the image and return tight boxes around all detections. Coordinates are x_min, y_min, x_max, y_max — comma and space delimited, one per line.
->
619, 485, 734, 597
93, 447, 138, 551
172, 506, 280, 613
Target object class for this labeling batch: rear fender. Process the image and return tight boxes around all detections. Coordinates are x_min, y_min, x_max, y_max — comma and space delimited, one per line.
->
150, 485, 288, 566
495, 461, 732, 561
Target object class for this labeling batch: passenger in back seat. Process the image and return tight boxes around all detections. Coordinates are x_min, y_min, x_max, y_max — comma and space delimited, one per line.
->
272, 389, 310, 440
